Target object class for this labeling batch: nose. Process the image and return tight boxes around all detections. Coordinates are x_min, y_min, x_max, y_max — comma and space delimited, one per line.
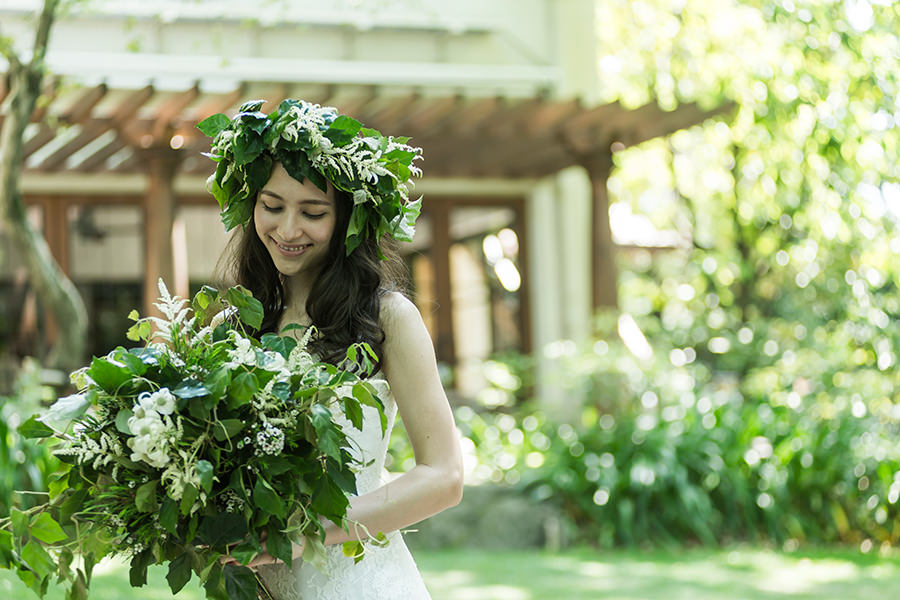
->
276, 211, 305, 242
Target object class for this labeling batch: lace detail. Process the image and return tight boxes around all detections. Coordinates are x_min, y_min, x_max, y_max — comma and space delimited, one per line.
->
256, 379, 431, 599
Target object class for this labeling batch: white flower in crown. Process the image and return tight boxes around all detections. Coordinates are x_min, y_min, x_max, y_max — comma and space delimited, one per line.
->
141, 388, 177, 416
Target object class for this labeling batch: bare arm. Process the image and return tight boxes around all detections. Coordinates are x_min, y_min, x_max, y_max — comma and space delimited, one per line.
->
320, 292, 463, 545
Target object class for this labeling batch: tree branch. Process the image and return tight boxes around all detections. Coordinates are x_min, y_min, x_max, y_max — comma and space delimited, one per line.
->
29, 0, 59, 69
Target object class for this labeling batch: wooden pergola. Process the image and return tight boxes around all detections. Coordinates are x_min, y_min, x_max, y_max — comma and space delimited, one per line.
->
3, 81, 730, 347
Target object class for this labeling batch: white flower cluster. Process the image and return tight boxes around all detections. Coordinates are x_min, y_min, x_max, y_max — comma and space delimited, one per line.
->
226, 331, 257, 368
221, 489, 246, 513
126, 388, 178, 468
254, 422, 285, 456
54, 429, 124, 471
161, 449, 206, 510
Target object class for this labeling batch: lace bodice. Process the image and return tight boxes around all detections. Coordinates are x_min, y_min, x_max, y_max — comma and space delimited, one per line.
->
256, 379, 431, 599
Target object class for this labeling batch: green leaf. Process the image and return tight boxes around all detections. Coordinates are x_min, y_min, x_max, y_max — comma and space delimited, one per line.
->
197, 113, 232, 137
135, 480, 158, 513
196, 460, 215, 494
205, 366, 231, 402
159, 498, 178, 534
310, 403, 343, 462
86, 356, 133, 392
324, 114, 363, 145
225, 286, 264, 330
226, 371, 258, 409
229, 537, 261, 565
0, 530, 15, 568
30, 512, 67, 544
253, 477, 286, 519
21, 540, 55, 579
233, 130, 264, 165
10, 507, 28, 540
129, 549, 153, 587
180, 484, 199, 515
166, 552, 192, 594
213, 419, 245, 442
67, 569, 88, 600
265, 524, 293, 567
223, 564, 258, 600
260, 333, 297, 358
173, 379, 210, 399
40, 392, 92, 432
195, 513, 248, 548
341, 397, 363, 430
18, 415, 54, 438
311, 474, 349, 522
115, 409, 133, 434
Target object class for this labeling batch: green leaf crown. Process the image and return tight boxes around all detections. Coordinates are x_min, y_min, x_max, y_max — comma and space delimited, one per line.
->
198, 98, 424, 255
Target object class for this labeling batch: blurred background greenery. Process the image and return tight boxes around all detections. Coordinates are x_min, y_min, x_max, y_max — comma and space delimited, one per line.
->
2, 0, 900, 597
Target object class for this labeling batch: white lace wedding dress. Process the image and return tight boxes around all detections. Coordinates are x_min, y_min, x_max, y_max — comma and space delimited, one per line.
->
256, 379, 432, 599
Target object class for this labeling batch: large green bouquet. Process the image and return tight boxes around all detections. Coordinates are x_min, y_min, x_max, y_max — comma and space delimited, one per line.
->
0, 281, 386, 600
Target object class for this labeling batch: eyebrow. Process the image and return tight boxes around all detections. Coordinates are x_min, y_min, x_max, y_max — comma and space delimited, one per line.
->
260, 189, 332, 206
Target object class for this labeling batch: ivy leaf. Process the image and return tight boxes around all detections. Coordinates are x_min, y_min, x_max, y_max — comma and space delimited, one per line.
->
260, 333, 297, 358
135, 480, 158, 513
196, 113, 232, 137
265, 524, 293, 567
196, 513, 248, 548
220, 198, 252, 231
166, 552, 192, 594
11, 507, 29, 540
21, 540, 55, 579
30, 512, 67, 544
341, 397, 363, 431
159, 498, 178, 534
310, 404, 343, 462
40, 392, 92, 433
173, 379, 210, 399
225, 286, 264, 330
180, 484, 199, 515
18, 415, 54, 438
229, 537, 261, 565
213, 419, 245, 442
196, 460, 215, 494
223, 564, 258, 600
324, 114, 363, 145
253, 477, 286, 519
227, 372, 258, 409
233, 130, 264, 165
86, 356, 132, 392
311, 474, 349, 522
205, 366, 231, 403
129, 549, 153, 587
115, 408, 133, 434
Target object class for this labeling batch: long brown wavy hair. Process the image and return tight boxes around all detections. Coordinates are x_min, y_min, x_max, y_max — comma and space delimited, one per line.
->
215, 186, 409, 372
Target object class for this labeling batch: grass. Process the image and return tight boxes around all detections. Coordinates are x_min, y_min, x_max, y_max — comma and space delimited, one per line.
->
2, 547, 900, 599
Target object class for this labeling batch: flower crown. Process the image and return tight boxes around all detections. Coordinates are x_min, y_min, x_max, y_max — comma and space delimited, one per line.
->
198, 99, 424, 255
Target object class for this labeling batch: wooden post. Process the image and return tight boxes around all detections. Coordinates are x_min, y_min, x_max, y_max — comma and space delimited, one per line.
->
41, 196, 69, 347
143, 152, 179, 317
584, 154, 618, 309
429, 200, 456, 365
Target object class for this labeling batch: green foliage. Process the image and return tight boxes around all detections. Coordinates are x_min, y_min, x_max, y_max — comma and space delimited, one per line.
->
0, 282, 388, 600
0, 359, 60, 517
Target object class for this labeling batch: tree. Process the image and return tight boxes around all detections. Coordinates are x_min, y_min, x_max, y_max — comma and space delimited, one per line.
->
0, 0, 87, 372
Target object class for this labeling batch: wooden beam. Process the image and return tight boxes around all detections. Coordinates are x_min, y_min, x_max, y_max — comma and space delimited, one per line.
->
583, 155, 617, 309
22, 124, 58, 158
429, 200, 456, 365
392, 94, 460, 132
143, 153, 180, 318
77, 136, 127, 172
151, 84, 201, 141
188, 85, 246, 122
41, 196, 70, 275
60, 84, 108, 125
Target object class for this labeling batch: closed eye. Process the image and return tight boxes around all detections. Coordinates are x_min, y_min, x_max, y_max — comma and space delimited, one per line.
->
304, 212, 327, 219
262, 203, 282, 213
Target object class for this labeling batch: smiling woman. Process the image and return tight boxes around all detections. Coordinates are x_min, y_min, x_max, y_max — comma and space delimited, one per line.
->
204, 99, 461, 599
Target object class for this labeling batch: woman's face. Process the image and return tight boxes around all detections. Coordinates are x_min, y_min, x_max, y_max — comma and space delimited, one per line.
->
254, 162, 337, 281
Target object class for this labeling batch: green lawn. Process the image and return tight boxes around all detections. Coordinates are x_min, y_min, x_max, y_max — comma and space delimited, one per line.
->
2, 547, 899, 599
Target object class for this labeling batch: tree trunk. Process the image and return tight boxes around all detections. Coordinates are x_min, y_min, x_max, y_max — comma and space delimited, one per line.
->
0, 0, 88, 373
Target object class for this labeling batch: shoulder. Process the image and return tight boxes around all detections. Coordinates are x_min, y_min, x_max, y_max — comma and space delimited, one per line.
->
377, 291, 435, 365
379, 290, 421, 331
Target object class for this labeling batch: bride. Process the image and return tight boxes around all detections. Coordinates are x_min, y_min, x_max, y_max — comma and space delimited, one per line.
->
204, 99, 463, 599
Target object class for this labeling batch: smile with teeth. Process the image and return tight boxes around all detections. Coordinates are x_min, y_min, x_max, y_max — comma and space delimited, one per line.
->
273, 238, 312, 253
